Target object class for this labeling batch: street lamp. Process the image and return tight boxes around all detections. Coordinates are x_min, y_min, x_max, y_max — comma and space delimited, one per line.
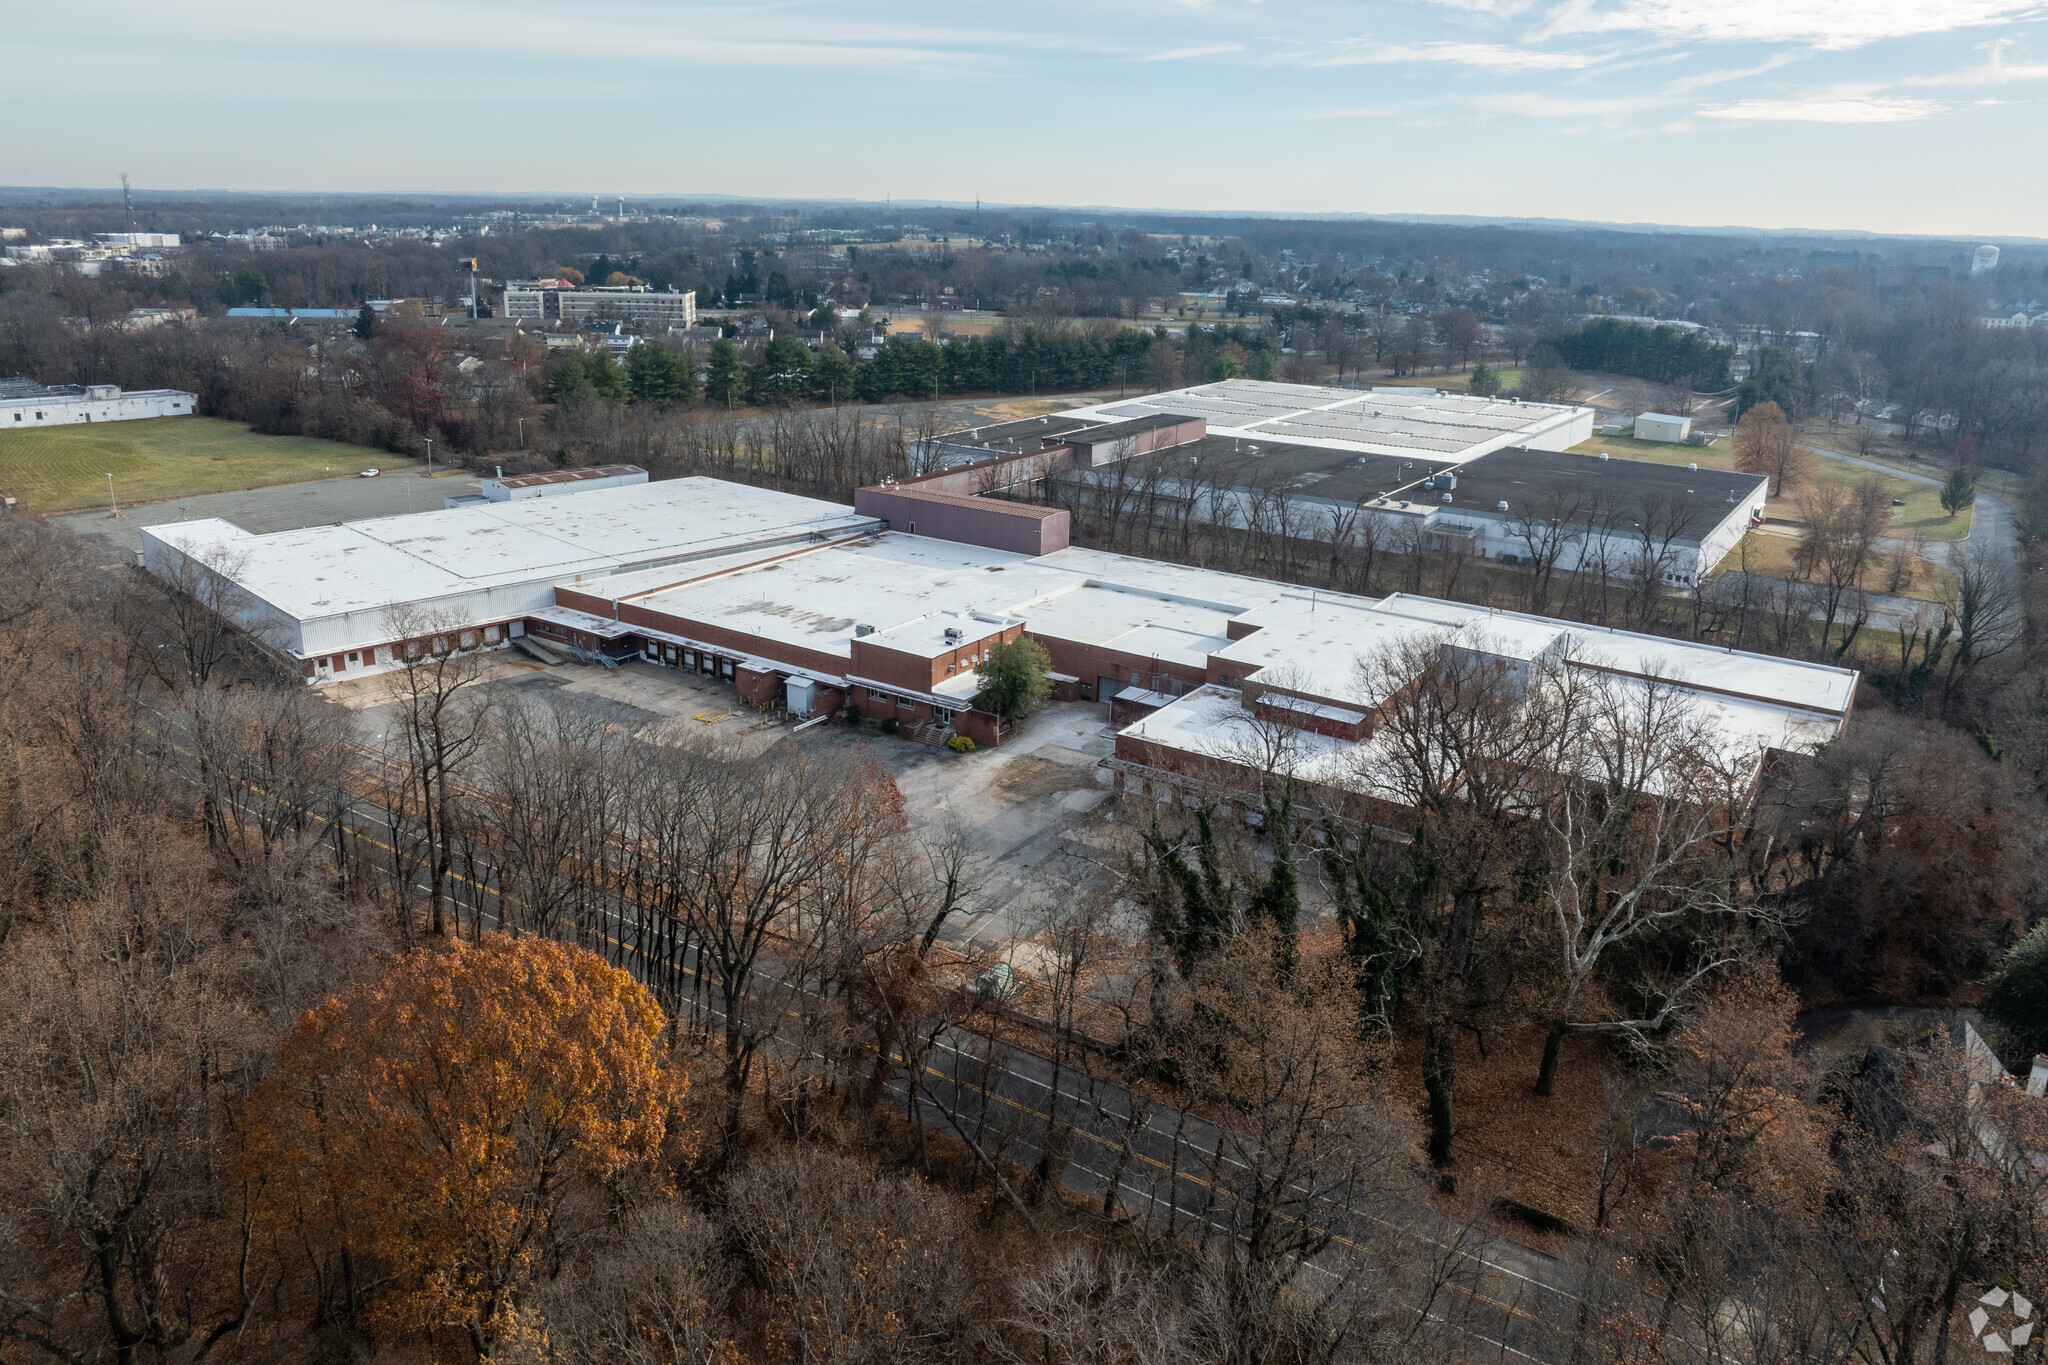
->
424, 437, 434, 473
517, 417, 525, 448
105, 472, 117, 520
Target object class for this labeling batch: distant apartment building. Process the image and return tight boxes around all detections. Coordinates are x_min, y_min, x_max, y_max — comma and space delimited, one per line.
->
96, 233, 181, 249
500, 280, 696, 331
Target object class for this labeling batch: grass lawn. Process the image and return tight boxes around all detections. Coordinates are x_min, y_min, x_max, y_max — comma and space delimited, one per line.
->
1567, 432, 1972, 540
1709, 533, 1957, 603
1800, 424, 2025, 504
0, 417, 410, 511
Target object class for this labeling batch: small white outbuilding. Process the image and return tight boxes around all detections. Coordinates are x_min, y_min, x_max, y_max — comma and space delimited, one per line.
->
1633, 411, 1691, 443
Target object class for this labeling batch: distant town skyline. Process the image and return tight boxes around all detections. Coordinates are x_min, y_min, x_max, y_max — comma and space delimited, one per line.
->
11, 0, 2047, 237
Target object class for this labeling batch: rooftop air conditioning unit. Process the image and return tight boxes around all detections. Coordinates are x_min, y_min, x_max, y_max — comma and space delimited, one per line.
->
855, 624, 875, 637
943, 627, 963, 643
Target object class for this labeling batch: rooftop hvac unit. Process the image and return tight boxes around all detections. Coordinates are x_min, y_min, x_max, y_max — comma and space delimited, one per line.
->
943, 627, 963, 643
854, 623, 875, 637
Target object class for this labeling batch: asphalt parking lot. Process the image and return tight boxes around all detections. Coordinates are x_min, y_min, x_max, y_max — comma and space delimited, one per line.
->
325, 654, 1125, 952
54, 466, 483, 558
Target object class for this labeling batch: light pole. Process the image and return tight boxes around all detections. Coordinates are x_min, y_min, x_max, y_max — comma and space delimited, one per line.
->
517, 417, 525, 448
424, 437, 434, 474
106, 472, 117, 519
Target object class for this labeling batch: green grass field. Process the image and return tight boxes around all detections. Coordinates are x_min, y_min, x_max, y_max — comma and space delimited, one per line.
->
0, 417, 412, 511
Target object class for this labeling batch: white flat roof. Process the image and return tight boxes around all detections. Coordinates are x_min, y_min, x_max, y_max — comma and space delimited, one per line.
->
613, 531, 1327, 667
1058, 378, 1593, 464
143, 478, 877, 625
1121, 685, 1360, 786
1367, 594, 1857, 716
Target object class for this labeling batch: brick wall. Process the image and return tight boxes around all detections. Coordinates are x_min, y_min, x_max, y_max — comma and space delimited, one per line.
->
1032, 635, 1206, 704
553, 588, 848, 679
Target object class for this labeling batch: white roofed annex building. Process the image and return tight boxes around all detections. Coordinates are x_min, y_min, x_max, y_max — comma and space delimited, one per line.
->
144, 464, 1857, 817
915, 379, 1763, 589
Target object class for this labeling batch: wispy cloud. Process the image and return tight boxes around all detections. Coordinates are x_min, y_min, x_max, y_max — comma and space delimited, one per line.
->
1144, 43, 1244, 61
1306, 40, 1603, 70
1904, 37, 2048, 84
1699, 94, 1946, 120
1537, 0, 2045, 50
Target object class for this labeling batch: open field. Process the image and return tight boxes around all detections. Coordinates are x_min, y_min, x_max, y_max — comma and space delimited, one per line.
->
0, 417, 412, 512
1569, 432, 1972, 539
1710, 530, 1957, 603
1799, 425, 2028, 503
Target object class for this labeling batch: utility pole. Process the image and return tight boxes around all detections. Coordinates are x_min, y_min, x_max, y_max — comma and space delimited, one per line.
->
106, 472, 118, 519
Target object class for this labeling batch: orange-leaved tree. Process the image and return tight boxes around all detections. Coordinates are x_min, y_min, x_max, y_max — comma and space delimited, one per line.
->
242, 934, 685, 1360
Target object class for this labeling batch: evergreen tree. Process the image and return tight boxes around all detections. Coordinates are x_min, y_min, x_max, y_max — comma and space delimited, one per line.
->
703, 339, 747, 408
1940, 465, 1977, 517
1323, 823, 1422, 1038
1985, 920, 2048, 1058
549, 351, 629, 406
1248, 786, 1300, 978
626, 342, 693, 406
1468, 360, 1500, 396
1736, 345, 1801, 419
354, 302, 377, 339
811, 344, 857, 403
749, 334, 814, 403
1142, 809, 1235, 978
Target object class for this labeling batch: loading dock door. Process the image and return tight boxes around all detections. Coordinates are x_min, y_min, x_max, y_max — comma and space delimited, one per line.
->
1098, 676, 1117, 716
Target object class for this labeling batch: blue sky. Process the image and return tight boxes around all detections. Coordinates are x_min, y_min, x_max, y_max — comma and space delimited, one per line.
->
9, 0, 2047, 236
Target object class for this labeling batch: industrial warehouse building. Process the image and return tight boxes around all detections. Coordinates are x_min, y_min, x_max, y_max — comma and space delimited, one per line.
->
916, 379, 1761, 587
143, 470, 1855, 791
1, 380, 197, 426
920, 379, 1597, 468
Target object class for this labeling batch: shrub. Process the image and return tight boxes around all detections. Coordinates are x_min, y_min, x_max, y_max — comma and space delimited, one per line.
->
1984, 920, 2048, 1059
944, 735, 977, 753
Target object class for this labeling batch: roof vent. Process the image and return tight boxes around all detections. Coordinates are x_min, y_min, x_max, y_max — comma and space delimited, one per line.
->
1441, 492, 1453, 504
854, 623, 875, 637
1398, 500, 1411, 509
1496, 500, 1509, 512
